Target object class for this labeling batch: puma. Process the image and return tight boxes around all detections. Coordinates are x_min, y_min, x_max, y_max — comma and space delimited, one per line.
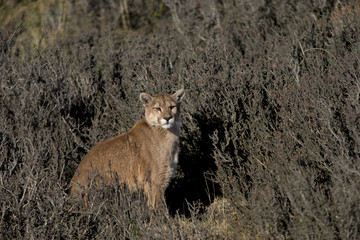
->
70, 89, 185, 208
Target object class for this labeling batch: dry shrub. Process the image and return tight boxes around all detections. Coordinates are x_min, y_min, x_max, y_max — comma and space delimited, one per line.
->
1, 0, 359, 239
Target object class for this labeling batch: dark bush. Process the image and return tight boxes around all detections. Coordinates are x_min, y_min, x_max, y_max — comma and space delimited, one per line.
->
1, 0, 359, 239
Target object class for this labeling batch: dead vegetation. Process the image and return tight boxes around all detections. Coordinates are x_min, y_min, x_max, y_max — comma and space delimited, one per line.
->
1, 0, 359, 239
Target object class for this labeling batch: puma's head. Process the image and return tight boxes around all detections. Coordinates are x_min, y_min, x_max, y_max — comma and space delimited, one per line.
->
140, 88, 185, 129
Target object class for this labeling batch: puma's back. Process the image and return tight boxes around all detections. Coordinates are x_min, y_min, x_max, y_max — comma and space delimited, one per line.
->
70, 89, 185, 208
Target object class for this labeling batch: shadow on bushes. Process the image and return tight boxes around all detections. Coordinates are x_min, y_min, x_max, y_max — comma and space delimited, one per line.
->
165, 111, 222, 216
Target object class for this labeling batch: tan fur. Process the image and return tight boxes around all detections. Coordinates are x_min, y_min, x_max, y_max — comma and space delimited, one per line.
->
70, 89, 185, 208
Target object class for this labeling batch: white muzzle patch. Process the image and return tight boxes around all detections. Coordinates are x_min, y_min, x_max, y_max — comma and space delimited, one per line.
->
160, 118, 174, 129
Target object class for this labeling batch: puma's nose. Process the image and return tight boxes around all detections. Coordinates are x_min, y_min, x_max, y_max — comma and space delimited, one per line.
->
163, 116, 172, 123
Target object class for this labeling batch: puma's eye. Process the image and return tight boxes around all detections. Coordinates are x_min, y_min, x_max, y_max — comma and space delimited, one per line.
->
154, 107, 162, 112
169, 106, 176, 110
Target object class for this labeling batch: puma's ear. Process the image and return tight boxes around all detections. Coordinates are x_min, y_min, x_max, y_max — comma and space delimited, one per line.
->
140, 93, 153, 106
173, 88, 185, 103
